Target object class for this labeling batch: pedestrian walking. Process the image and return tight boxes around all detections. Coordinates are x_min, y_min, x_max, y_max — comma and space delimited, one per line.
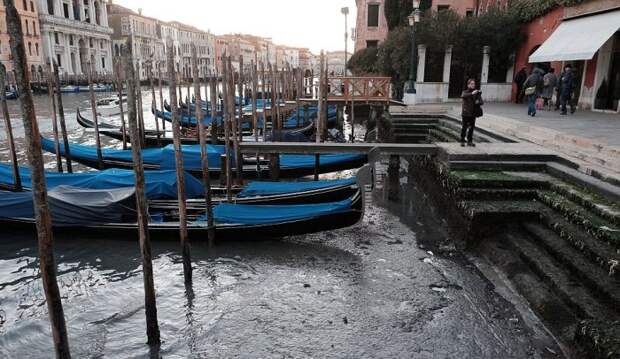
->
523, 67, 544, 117
542, 68, 557, 110
559, 64, 576, 115
514, 67, 528, 104
460, 78, 484, 147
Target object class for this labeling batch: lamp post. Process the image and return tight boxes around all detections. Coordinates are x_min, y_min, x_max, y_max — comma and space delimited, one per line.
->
341, 7, 349, 76
404, 0, 421, 102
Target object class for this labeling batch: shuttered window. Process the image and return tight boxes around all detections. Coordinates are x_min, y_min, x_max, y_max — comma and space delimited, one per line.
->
367, 4, 379, 28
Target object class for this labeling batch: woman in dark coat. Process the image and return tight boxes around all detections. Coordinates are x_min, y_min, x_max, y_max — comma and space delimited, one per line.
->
461, 78, 484, 147
523, 67, 544, 117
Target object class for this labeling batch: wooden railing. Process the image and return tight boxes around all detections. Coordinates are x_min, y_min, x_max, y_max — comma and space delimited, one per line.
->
326, 76, 392, 103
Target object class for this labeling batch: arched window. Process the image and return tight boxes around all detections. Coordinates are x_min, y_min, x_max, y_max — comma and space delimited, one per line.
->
35, 43, 39, 56
23, 0, 27, 11
47, 0, 54, 15
94, 1, 101, 25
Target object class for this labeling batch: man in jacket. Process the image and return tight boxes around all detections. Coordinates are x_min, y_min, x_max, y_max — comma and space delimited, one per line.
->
461, 78, 484, 147
514, 67, 528, 104
559, 65, 576, 115
523, 67, 544, 117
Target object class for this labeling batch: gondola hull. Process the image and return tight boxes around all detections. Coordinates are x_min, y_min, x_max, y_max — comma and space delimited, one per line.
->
0, 191, 363, 241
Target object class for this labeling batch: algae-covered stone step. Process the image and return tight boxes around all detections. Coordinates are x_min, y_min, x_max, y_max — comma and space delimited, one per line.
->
459, 200, 540, 221
507, 229, 618, 322
574, 320, 620, 359
522, 221, 620, 309
449, 170, 548, 190
456, 188, 537, 201
537, 207, 620, 280
448, 161, 547, 172
537, 191, 620, 249
549, 181, 620, 227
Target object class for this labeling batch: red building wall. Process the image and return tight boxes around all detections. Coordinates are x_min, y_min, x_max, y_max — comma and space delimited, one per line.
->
512, 6, 564, 100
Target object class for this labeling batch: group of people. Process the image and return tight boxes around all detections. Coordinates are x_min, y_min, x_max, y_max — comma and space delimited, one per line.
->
514, 64, 576, 117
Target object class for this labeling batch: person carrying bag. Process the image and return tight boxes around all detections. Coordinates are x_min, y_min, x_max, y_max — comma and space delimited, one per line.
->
461, 78, 484, 147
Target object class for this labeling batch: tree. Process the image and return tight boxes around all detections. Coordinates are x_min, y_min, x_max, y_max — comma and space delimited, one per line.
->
347, 47, 379, 75
384, 0, 432, 30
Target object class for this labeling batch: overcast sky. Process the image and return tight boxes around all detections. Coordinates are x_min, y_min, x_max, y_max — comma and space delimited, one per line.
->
114, 0, 357, 54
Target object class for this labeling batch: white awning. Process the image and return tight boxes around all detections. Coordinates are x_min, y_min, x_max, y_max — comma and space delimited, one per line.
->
529, 9, 620, 63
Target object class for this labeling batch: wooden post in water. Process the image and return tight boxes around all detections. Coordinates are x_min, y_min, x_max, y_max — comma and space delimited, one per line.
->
251, 58, 258, 142
166, 40, 192, 284
229, 58, 242, 185
4, 1, 71, 356
221, 57, 233, 201
135, 62, 145, 148
192, 46, 215, 243
147, 60, 161, 146
209, 74, 218, 142
268, 63, 280, 180
115, 59, 128, 150
158, 65, 165, 132
53, 61, 72, 172
315, 51, 326, 181
45, 63, 63, 172
122, 39, 161, 345
87, 61, 104, 169
235, 56, 244, 184
0, 63, 21, 190
260, 62, 267, 141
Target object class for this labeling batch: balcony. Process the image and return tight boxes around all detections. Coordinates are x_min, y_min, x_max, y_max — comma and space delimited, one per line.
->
39, 14, 113, 35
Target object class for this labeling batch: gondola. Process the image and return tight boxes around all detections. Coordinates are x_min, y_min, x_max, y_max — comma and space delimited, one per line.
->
0, 185, 364, 240
77, 109, 316, 146
40, 135, 367, 179
0, 161, 360, 206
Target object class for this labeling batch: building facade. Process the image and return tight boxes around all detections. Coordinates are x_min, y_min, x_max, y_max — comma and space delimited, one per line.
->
0, 0, 45, 80
516, 1, 620, 112
108, 4, 163, 80
354, 0, 388, 52
37, 0, 113, 76
326, 51, 351, 76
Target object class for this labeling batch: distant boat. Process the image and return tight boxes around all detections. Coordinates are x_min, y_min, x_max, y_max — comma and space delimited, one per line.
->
96, 95, 127, 116
60, 84, 113, 93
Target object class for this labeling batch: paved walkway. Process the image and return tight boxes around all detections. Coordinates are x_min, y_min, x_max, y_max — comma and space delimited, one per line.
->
478, 103, 620, 147
392, 102, 620, 176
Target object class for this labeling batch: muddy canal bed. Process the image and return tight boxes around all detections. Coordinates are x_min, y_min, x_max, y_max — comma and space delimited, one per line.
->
0, 180, 562, 358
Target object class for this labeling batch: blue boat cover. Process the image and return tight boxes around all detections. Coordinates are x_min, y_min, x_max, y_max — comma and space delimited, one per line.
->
204, 198, 353, 225
41, 136, 365, 173
280, 154, 365, 169
0, 186, 137, 225
0, 162, 206, 200
237, 177, 356, 198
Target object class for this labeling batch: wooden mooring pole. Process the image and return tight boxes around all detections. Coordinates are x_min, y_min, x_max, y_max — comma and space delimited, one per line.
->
147, 60, 161, 146
158, 65, 165, 132
230, 58, 242, 185
87, 61, 104, 169
314, 51, 326, 181
268, 63, 280, 180
114, 58, 128, 150
123, 39, 161, 345
192, 47, 215, 244
46, 63, 63, 172
53, 61, 72, 172
0, 63, 21, 190
135, 62, 145, 148
167, 40, 192, 284
209, 74, 218, 142
4, 1, 70, 356
221, 56, 233, 202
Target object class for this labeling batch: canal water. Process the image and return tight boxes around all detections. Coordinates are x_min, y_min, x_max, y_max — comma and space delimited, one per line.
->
0, 91, 562, 357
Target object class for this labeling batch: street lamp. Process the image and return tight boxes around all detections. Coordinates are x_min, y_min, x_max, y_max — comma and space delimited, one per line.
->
405, 0, 421, 95
341, 7, 349, 76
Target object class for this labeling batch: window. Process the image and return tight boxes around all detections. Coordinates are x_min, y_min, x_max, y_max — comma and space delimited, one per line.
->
47, 0, 54, 15
24, 20, 29, 35
32, 21, 36, 36
366, 40, 379, 48
437, 5, 450, 11
56, 54, 62, 67
466, 10, 474, 17
23, 0, 27, 11
35, 43, 39, 56
28, 42, 32, 56
101, 57, 105, 69
89, 37, 93, 48
69, 35, 73, 46
63, 3, 70, 18
367, 4, 379, 27
54, 32, 59, 44
30, 1, 34, 12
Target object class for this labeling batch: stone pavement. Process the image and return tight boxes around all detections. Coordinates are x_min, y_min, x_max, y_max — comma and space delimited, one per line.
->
392, 102, 620, 177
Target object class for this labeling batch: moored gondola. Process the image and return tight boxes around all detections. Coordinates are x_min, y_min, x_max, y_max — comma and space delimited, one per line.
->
40, 135, 368, 179
0, 185, 365, 240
